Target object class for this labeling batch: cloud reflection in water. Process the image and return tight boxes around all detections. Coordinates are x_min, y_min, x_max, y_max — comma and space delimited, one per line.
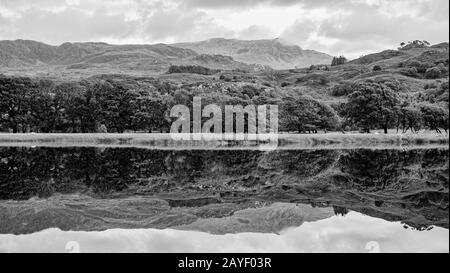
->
0, 211, 448, 253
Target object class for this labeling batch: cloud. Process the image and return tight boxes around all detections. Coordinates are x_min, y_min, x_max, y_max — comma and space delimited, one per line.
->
178, 0, 356, 10
280, 19, 318, 43
141, 7, 234, 42
179, 0, 300, 9
277, 0, 449, 58
0, 0, 448, 57
142, 9, 204, 40
4, 8, 137, 44
237, 25, 277, 40
314, 0, 450, 57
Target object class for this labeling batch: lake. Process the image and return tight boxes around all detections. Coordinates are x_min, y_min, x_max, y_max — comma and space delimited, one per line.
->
0, 147, 448, 252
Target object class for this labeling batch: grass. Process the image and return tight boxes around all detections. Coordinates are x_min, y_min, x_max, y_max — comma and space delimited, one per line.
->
0, 131, 447, 150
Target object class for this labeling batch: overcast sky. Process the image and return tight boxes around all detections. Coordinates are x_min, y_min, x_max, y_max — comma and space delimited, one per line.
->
0, 0, 448, 58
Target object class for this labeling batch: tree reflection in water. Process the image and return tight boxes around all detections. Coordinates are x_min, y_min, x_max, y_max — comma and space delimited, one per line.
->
0, 147, 448, 230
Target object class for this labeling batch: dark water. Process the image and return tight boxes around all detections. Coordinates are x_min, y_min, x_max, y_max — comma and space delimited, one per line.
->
0, 147, 448, 252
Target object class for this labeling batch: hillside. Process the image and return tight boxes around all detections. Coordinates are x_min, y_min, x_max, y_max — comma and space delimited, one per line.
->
0, 39, 448, 109
0, 39, 265, 78
0, 38, 332, 76
264, 42, 449, 103
173, 38, 333, 69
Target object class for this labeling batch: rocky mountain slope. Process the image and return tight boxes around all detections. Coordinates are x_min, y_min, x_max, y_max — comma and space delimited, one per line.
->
174, 38, 333, 69
0, 39, 266, 76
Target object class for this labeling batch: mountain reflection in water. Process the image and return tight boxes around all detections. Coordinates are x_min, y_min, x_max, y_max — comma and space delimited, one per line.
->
0, 147, 448, 252
0, 208, 448, 253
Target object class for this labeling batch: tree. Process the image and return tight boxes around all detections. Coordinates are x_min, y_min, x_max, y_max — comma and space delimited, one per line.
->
280, 96, 339, 133
420, 103, 449, 133
420, 81, 449, 105
133, 92, 171, 132
28, 80, 56, 133
50, 82, 80, 132
331, 56, 348, 66
438, 81, 449, 104
51, 82, 93, 133
0, 76, 39, 133
71, 83, 98, 133
397, 106, 423, 133
93, 80, 137, 133
342, 81, 401, 134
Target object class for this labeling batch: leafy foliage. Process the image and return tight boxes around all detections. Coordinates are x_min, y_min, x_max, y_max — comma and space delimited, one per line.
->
342, 80, 401, 133
279, 96, 339, 132
329, 82, 359, 97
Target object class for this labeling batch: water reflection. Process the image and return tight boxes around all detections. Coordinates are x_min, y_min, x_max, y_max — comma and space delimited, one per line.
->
0, 147, 448, 241
0, 210, 448, 253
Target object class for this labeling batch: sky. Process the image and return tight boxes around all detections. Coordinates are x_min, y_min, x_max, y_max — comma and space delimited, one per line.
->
0, 0, 448, 58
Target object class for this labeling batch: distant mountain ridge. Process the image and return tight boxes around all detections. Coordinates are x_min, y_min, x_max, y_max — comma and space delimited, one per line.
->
0, 39, 267, 74
173, 38, 333, 69
0, 38, 332, 74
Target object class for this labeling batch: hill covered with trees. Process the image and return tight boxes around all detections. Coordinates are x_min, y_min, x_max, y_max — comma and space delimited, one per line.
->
0, 40, 448, 134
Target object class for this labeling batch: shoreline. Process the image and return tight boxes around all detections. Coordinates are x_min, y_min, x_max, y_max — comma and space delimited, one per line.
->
0, 132, 448, 150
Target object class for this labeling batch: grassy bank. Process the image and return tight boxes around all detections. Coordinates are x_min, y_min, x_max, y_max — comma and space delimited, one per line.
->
0, 132, 448, 150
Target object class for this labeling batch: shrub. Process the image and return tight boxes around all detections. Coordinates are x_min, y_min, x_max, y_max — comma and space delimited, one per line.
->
418, 62, 434, 73
329, 82, 358, 97
440, 81, 449, 93
400, 67, 419, 78
424, 82, 438, 90
97, 124, 108, 133
425, 67, 442, 79
437, 81, 449, 103
219, 75, 232, 82
408, 60, 422, 69
372, 65, 382, 71
296, 74, 329, 85
406, 60, 434, 73
241, 85, 261, 98
437, 63, 449, 75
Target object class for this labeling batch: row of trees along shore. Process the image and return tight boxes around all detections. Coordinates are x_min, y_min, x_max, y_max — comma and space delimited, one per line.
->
0, 75, 448, 134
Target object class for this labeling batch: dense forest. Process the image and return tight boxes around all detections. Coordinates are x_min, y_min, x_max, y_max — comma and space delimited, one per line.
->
0, 73, 448, 134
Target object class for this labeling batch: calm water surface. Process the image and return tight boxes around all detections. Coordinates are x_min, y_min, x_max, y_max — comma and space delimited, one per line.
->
0, 147, 448, 252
